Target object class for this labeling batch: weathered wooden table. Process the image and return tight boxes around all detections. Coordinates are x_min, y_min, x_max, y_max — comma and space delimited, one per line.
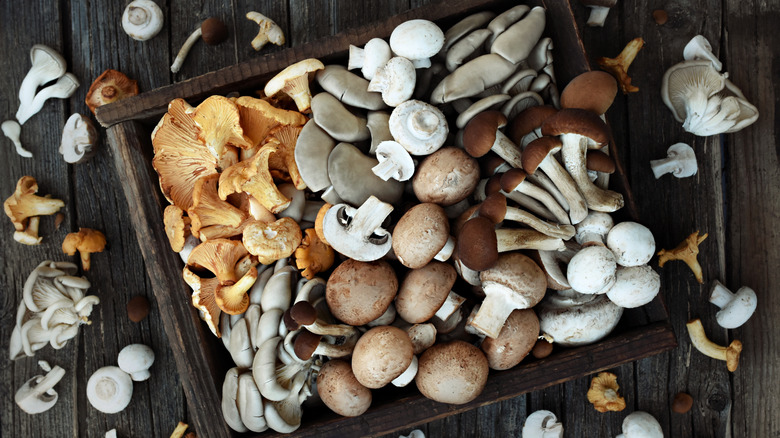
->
1, 1, 777, 437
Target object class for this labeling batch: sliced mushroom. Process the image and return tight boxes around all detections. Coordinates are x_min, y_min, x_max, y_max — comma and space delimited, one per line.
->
59, 113, 98, 163
321, 196, 394, 262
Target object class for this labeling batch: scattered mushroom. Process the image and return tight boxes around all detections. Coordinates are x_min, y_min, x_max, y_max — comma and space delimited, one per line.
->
2, 120, 32, 157
16, 45, 68, 119
709, 280, 757, 329
672, 392, 694, 414
16, 73, 80, 125
522, 410, 564, 438
388, 19, 444, 69
87, 366, 134, 414
4, 176, 65, 245
59, 113, 98, 163
15, 364, 66, 414
84, 69, 138, 114
598, 37, 644, 94
657, 231, 708, 283
246, 12, 285, 51
372, 141, 415, 181
616, 411, 663, 438
62, 228, 107, 271
686, 318, 742, 372
126, 295, 150, 322
389, 99, 448, 155
683, 35, 722, 71
121, 0, 164, 41
605, 265, 661, 308
117, 344, 155, 381
649, 143, 698, 179
171, 17, 229, 73
587, 371, 626, 412
580, 0, 618, 27
348, 38, 392, 81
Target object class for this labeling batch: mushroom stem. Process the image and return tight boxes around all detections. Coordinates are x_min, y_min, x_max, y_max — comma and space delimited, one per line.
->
171, 27, 203, 73
686, 318, 742, 372
561, 134, 624, 212
433, 235, 455, 262
2, 120, 32, 158
17, 73, 80, 125
598, 37, 645, 94
657, 231, 708, 283
586, 6, 612, 27
496, 228, 565, 252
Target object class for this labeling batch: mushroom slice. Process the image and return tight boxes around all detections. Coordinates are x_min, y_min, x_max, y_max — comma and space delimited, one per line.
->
372, 141, 415, 182
233, 96, 307, 150
59, 113, 98, 164
189, 174, 246, 238
264, 58, 325, 113
84, 69, 137, 115
321, 196, 393, 262
219, 143, 290, 214
188, 96, 252, 159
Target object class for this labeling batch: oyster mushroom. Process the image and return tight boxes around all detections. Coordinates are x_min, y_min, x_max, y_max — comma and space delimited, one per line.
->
62, 228, 106, 271
316, 65, 387, 110
171, 17, 229, 73
59, 113, 98, 164
121, 0, 164, 41
490, 6, 546, 64
326, 142, 403, 206
16, 73, 80, 125
264, 58, 325, 113
294, 121, 335, 192
84, 69, 137, 114
310, 92, 370, 143
2, 120, 32, 158
660, 60, 733, 132
246, 11, 285, 51
17, 45, 67, 118
683, 35, 722, 71
430, 54, 517, 104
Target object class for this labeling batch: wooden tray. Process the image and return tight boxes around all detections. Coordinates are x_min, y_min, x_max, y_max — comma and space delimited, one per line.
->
99, 0, 677, 436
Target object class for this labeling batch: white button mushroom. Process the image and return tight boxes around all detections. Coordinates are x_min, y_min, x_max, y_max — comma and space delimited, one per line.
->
86, 366, 134, 413
522, 409, 564, 438
368, 57, 417, 107
389, 99, 448, 155
709, 280, 757, 329
348, 38, 392, 81
15, 365, 66, 414
574, 211, 614, 246
59, 113, 98, 164
389, 19, 445, 69
650, 143, 697, 179
616, 411, 663, 438
605, 265, 661, 308
606, 221, 656, 267
117, 343, 155, 381
538, 290, 623, 346
121, 0, 164, 41
567, 245, 617, 294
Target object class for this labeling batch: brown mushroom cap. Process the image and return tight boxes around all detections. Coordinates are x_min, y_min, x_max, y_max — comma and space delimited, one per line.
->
293, 329, 324, 360
478, 192, 509, 224
541, 108, 610, 147
462, 110, 507, 158
85, 69, 139, 114
326, 259, 398, 326
415, 340, 489, 404
351, 326, 414, 389
317, 359, 372, 417
396, 262, 458, 323
586, 149, 616, 173
507, 105, 559, 144
412, 147, 480, 206
480, 252, 547, 309
498, 168, 531, 195
480, 309, 540, 370
392, 203, 450, 269
456, 216, 498, 271
560, 71, 618, 116
521, 136, 563, 174
200, 17, 229, 45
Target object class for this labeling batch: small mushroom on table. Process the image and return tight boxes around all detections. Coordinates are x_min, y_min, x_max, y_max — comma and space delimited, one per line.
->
87, 366, 134, 414
117, 344, 155, 382
245, 12, 285, 51
15, 364, 67, 414
85, 69, 138, 114
171, 17, 229, 73
62, 228, 106, 271
617, 411, 664, 438
708, 280, 757, 329
122, 0, 164, 41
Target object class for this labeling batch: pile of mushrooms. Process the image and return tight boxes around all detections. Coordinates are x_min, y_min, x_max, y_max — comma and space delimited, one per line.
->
150, 4, 669, 432
9, 260, 97, 360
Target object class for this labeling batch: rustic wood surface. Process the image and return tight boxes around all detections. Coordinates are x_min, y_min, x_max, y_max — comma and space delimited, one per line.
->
0, 1, 777, 438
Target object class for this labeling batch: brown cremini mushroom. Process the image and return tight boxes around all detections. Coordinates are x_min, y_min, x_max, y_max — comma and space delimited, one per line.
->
412, 147, 480, 206
326, 259, 398, 326
4, 175, 65, 245
657, 231, 708, 283
171, 17, 229, 73
317, 359, 372, 417
351, 325, 414, 389
480, 309, 539, 370
85, 69, 139, 114
587, 371, 626, 412
392, 203, 453, 269
598, 37, 645, 94
415, 340, 489, 404
395, 262, 458, 324
62, 228, 106, 271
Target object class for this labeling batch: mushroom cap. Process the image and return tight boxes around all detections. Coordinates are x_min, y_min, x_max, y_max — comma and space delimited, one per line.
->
233, 96, 307, 148
566, 245, 617, 294
442, 11, 496, 53
86, 366, 134, 414
389, 19, 445, 61
574, 211, 614, 246
507, 105, 559, 143
316, 65, 387, 110
605, 265, 661, 308
62, 228, 107, 256
190, 95, 252, 159
59, 113, 98, 164
317, 359, 373, 417
327, 142, 404, 206
415, 340, 489, 404
117, 344, 155, 381
538, 291, 623, 346
121, 0, 164, 41
264, 58, 325, 112
200, 17, 229, 45
480, 252, 547, 308
392, 203, 450, 269
388, 99, 448, 155
606, 221, 656, 267
187, 238, 248, 284
585, 149, 615, 173
480, 308, 539, 370
243, 217, 302, 265
620, 411, 664, 438
367, 57, 417, 106
396, 262, 457, 323
521, 136, 563, 174
462, 110, 507, 158
294, 120, 335, 192
541, 108, 609, 148
85, 69, 139, 114
412, 147, 480, 206
351, 325, 414, 389
661, 60, 727, 123
560, 71, 618, 115
326, 259, 398, 326
457, 216, 498, 271
430, 54, 517, 104
311, 92, 371, 143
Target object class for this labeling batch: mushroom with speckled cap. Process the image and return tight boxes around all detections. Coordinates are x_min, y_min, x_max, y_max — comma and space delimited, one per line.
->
396, 261, 460, 324
415, 340, 489, 404
326, 259, 398, 326
480, 308, 539, 370
412, 147, 480, 207
351, 325, 414, 389
392, 203, 453, 269
317, 359, 372, 417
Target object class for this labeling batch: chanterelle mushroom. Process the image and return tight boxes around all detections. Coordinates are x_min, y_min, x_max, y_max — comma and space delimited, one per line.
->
4, 176, 65, 245
587, 371, 626, 412
657, 231, 708, 283
246, 12, 285, 51
598, 37, 645, 94
85, 69, 138, 114
62, 228, 106, 271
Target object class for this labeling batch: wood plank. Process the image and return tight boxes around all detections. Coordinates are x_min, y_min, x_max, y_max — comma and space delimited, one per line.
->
106, 121, 229, 438
722, 1, 780, 437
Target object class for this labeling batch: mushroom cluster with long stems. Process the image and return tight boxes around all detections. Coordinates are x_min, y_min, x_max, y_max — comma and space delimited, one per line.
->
151, 4, 674, 432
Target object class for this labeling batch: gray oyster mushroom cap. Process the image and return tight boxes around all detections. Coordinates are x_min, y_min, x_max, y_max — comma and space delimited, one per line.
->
367, 111, 393, 155
445, 28, 492, 72
490, 6, 546, 63
327, 142, 404, 206
222, 367, 249, 432
238, 372, 268, 432
311, 92, 370, 142
295, 121, 335, 192
486, 5, 530, 47
538, 290, 623, 346
441, 11, 496, 54
316, 65, 387, 110
430, 54, 517, 104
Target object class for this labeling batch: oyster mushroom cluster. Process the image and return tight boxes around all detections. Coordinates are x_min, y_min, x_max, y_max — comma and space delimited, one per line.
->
9, 261, 97, 360
661, 35, 758, 136
151, 4, 670, 432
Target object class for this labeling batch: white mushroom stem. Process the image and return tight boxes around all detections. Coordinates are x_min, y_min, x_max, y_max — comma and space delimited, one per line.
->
433, 235, 455, 262
683, 35, 723, 71
686, 318, 742, 372
522, 410, 564, 438
15, 365, 66, 414
18, 45, 67, 112
561, 134, 624, 212
391, 355, 418, 387
246, 12, 285, 51
171, 27, 203, 73
586, 6, 613, 27
16, 73, 80, 125
2, 120, 32, 157
433, 291, 467, 321
709, 280, 758, 329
